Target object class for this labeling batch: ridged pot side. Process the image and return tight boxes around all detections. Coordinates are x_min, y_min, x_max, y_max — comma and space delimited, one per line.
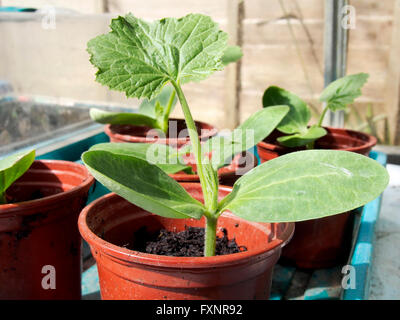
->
78, 183, 294, 300
0, 160, 94, 300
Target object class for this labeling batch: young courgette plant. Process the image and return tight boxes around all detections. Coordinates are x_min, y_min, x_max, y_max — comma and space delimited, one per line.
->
262, 73, 369, 148
0, 149, 35, 204
82, 13, 389, 257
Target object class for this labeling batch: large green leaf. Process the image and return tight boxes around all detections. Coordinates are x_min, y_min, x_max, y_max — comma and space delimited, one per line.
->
82, 150, 205, 219
89, 108, 159, 128
262, 86, 311, 134
199, 105, 289, 169
89, 143, 191, 174
0, 149, 35, 203
87, 13, 228, 100
277, 125, 327, 148
320, 73, 369, 111
220, 150, 389, 222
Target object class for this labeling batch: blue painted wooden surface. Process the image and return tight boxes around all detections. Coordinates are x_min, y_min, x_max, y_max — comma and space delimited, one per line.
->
37, 133, 386, 300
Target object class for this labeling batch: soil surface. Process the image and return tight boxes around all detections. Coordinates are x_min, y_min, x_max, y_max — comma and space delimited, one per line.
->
126, 226, 247, 257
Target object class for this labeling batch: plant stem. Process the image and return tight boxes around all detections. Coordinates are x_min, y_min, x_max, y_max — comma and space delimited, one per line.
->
171, 79, 219, 256
204, 216, 218, 257
160, 89, 177, 133
171, 80, 216, 210
317, 105, 329, 127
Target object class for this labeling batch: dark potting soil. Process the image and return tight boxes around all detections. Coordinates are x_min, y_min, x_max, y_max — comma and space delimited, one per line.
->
126, 226, 247, 257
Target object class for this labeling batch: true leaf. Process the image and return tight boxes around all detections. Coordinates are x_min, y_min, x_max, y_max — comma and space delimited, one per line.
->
0, 149, 35, 203
87, 13, 228, 100
220, 150, 389, 222
262, 86, 311, 135
320, 73, 369, 111
277, 126, 327, 148
82, 150, 205, 219
89, 142, 191, 174
199, 105, 289, 169
89, 108, 159, 128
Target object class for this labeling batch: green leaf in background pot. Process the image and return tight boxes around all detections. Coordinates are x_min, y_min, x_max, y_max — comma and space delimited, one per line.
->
262, 86, 311, 135
89, 143, 191, 174
82, 150, 205, 219
320, 73, 369, 111
203, 105, 289, 169
277, 125, 327, 148
87, 13, 228, 100
89, 108, 159, 128
220, 150, 389, 222
222, 45, 243, 65
0, 149, 35, 204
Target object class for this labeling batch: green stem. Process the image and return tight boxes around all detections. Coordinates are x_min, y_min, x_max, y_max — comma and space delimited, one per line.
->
204, 216, 218, 257
171, 80, 213, 207
171, 80, 219, 256
317, 105, 329, 127
160, 89, 177, 133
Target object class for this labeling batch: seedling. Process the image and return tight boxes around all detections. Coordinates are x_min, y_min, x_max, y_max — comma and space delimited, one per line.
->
83, 13, 388, 257
0, 149, 35, 204
262, 73, 369, 148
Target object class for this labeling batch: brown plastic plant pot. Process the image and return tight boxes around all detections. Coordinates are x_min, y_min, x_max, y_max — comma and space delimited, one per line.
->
170, 151, 258, 186
78, 183, 294, 300
104, 118, 218, 148
0, 160, 94, 300
256, 127, 377, 269
256, 127, 377, 163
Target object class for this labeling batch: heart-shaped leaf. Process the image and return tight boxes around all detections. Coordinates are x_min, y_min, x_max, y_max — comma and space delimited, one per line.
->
277, 126, 327, 148
0, 149, 35, 204
320, 73, 369, 111
89, 143, 191, 174
262, 86, 311, 134
88, 13, 228, 100
82, 150, 205, 219
220, 150, 389, 222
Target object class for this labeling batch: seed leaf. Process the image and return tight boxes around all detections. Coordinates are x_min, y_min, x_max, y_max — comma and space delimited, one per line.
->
262, 86, 311, 134
220, 150, 389, 222
0, 149, 35, 203
89, 143, 191, 174
82, 150, 205, 219
277, 126, 327, 148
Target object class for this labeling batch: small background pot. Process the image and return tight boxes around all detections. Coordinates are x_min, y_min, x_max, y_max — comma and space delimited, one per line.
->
104, 118, 218, 148
0, 160, 94, 300
78, 183, 294, 300
256, 127, 377, 269
170, 151, 258, 186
